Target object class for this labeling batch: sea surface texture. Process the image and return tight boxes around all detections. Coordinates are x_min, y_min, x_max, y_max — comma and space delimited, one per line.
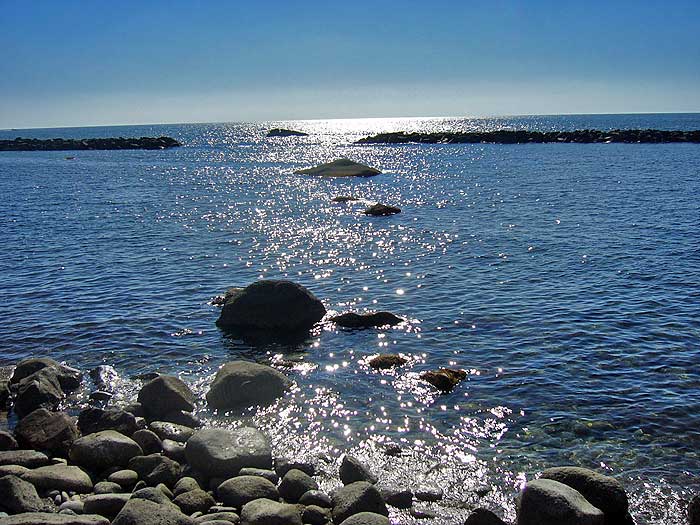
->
1, 114, 699, 523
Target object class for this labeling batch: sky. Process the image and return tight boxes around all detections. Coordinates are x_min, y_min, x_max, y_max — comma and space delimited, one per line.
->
1, 0, 699, 128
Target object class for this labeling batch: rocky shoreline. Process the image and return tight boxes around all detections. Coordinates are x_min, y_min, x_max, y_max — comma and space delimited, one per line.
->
0, 137, 181, 151
356, 129, 700, 145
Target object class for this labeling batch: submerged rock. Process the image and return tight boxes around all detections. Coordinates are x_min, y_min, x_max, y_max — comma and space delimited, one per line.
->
363, 204, 400, 216
206, 361, 292, 410
267, 128, 308, 137
294, 158, 381, 178
516, 478, 604, 525
368, 354, 408, 370
331, 312, 403, 329
420, 368, 467, 392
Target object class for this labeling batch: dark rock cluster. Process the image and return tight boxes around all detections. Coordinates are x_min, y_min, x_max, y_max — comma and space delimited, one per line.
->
266, 129, 309, 137
0, 136, 181, 151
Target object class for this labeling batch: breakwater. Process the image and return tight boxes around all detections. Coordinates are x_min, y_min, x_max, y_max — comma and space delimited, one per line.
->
0, 136, 181, 151
356, 129, 700, 144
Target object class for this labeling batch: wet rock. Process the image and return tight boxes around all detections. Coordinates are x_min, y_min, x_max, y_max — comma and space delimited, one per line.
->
88, 365, 119, 390
331, 196, 359, 203
0, 431, 18, 451
278, 469, 318, 503
137, 376, 196, 419
88, 391, 112, 402
464, 508, 507, 525
302, 505, 330, 525
0, 513, 110, 524
377, 484, 412, 508
516, 478, 604, 525
132, 429, 163, 455
128, 454, 181, 487
332, 312, 403, 329
83, 494, 131, 519
338, 512, 389, 525
239, 498, 301, 525
331, 482, 388, 524
93, 481, 122, 494
410, 506, 438, 519
237, 468, 278, 484
0, 450, 50, 468
368, 354, 408, 370
216, 280, 326, 333
267, 129, 308, 137
15, 409, 79, 456
207, 361, 291, 411
415, 483, 443, 502
274, 457, 315, 477
123, 403, 144, 418
294, 158, 380, 178
77, 407, 139, 437
217, 476, 279, 507
162, 439, 187, 463
149, 422, 195, 443
339, 455, 378, 485
689, 495, 700, 525
420, 368, 467, 392
13, 369, 64, 417
69, 431, 143, 472
540, 466, 629, 522
174, 477, 201, 496
363, 204, 400, 216
173, 489, 216, 515
0, 475, 46, 513
10, 358, 82, 392
107, 469, 139, 488
160, 411, 202, 428
21, 464, 93, 493
112, 498, 194, 525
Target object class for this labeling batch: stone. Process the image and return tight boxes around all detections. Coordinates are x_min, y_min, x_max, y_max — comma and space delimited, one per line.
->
464, 508, 508, 525
149, 422, 195, 443
162, 439, 187, 462
131, 487, 172, 505
14, 409, 79, 456
689, 495, 700, 525
88, 365, 119, 390
0, 450, 50, 468
420, 368, 467, 392
69, 431, 143, 472
83, 494, 131, 519
132, 430, 163, 455
278, 469, 318, 503
78, 408, 139, 436
137, 376, 195, 419
331, 196, 359, 203
331, 482, 388, 524
160, 411, 202, 428
128, 454, 181, 487
410, 506, 439, 519
363, 204, 400, 216
217, 476, 279, 508
89, 391, 112, 402
206, 360, 292, 410
338, 513, 389, 525
0, 465, 29, 477
107, 469, 139, 488
0, 475, 46, 513
540, 466, 629, 521
516, 478, 604, 525
193, 512, 239, 523
274, 457, 315, 477
301, 505, 330, 525
186, 428, 272, 479
267, 129, 308, 137
112, 498, 194, 525
0, 380, 9, 409
215, 281, 326, 333
0, 431, 18, 451
13, 369, 63, 417
0, 513, 109, 525
93, 481, 122, 494
174, 477, 200, 496
10, 358, 81, 391
237, 468, 278, 484
239, 498, 301, 525
332, 312, 403, 329
299, 490, 332, 507
415, 484, 443, 502
173, 489, 216, 515
377, 484, 412, 508
294, 159, 381, 178
21, 464, 93, 493
367, 354, 408, 370
59, 500, 85, 513
339, 456, 377, 485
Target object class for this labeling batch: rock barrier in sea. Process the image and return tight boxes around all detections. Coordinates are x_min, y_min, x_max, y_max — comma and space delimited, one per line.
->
0, 136, 181, 151
356, 129, 700, 144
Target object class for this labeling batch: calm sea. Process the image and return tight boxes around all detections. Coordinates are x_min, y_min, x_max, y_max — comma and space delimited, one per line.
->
1, 114, 700, 523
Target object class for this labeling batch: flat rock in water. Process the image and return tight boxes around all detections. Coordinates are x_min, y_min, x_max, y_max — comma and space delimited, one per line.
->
21, 464, 93, 493
206, 361, 292, 411
69, 431, 143, 472
217, 476, 280, 507
240, 498, 302, 525
331, 482, 388, 524
112, 498, 194, 525
294, 158, 381, 178
420, 368, 467, 392
363, 203, 400, 216
267, 128, 308, 137
15, 409, 79, 456
517, 478, 604, 525
332, 312, 403, 329
137, 376, 195, 418
186, 427, 272, 479
368, 354, 408, 370
0, 514, 110, 525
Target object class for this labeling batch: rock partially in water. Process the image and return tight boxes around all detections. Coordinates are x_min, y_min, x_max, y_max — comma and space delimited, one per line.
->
217, 476, 280, 507
420, 368, 467, 392
0, 136, 181, 152
267, 128, 308, 137
217, 280, 326, 334
368, 354, 408, 370
13, 369, 64, 418
516, 478, 604, 525
88, 366, 119, 391
363, 204, 401, 216
331, 312, 403, 329
331, 481, 388, 524
339, 455, 378, 485
464, 508, 508, 525
69, 431, 143, 472
377, 483, 412, 509
331, 196, 360, 203
206, 361, 292, 411
10, 358, 82, 392
14, 409, 79, 456
294, 159, 381, 178
240, 498, 302, 525
137, 376, 196, 419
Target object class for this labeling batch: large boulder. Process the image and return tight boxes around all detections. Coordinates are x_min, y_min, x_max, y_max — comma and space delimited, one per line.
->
516, 478, 604, 525
0, 514, 109, 525
540, 466, 629, 522
69, 431, 143, 472
78, 407, 139, 436
186, 427, 272, 479
240, 498, 302, 525
137, 376, 195, 418
21, 464, 93, 493
0, 475, 46, 513
206, 361, 291, 410
14, 409, 79, 456
216, 280, 326, 332
111, 498, 194, 525
12, 369, 63, 417
10, 358, 81, 391
294, 158, 380, 178
217, 476, 279, 507
331, 481, 388, 524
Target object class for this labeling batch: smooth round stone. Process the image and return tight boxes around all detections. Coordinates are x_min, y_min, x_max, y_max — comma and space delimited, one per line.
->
131, 430, 162, 455
174, 476, 201, 496
108, 469, 139, 488
237, 468, 278, 484
299, 490, 332, 508
149, 421, 195, 443
94, 481, 123, 494
217, 476, 279, 507
278, 469, 318, 503
83, 493, 131, 520
338, 512, 390, 525
69, 431, 143, 472
331, 482, 388, 524
59, 500, 85, 514
186, 427, 272, 479
240, 498, 302, 525
172, 488, 216, 515
194, 512, 240, 524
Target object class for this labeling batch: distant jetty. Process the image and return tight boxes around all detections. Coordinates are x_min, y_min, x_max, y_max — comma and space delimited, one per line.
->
0, 136, 181, 151
357, 129, 700, 145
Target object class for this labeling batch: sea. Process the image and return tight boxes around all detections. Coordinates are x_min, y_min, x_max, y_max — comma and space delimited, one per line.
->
1, 113, 699, 523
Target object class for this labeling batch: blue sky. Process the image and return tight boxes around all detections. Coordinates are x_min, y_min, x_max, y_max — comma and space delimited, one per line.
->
1, 0, 699, 128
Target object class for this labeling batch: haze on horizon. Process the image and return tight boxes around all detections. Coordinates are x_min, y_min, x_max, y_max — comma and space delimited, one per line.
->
1, 0, 699, 129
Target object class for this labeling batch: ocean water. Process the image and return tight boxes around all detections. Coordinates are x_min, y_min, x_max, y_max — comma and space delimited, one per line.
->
1, 114, 700, 523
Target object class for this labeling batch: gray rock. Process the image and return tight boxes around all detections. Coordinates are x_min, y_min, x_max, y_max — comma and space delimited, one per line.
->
149, 422, 195, 443
239, 498, 301, 525
59, 500, 85, 514
0, 450, 50, 468
162, 439, 187, 463
274, 457, 315, 477
107, 469, 138, 488
0, 431, 18, 451
338, 512, 390, 525
0, 465, 30, 477
174, 477, 200, 496
215, 280, 326, 333
331, 482, 388, 524
217, 476, 279, 508
78, 408, 139, 437
278, 469, 318, 503
415, 484, 443, 502
339, 456, 377, 485
410, 505, 439, 519
128, 454, 181, 488
138, 376, 195, 419
112, 498, 194, 525
15, 409, 79, 456
0, 475, 46, 513
21, 464, 93, 493
131, 487, 172, 505
377, 484, 412, 508
83, 494, 131, 519
193, 512, 239, 524
516, 478, 604, 525
10, 358, 82, 391
70, 431, 142, 472
13, 369, 64, 417
93, 481, 122, 494
207, 362, 291, 411
541, 466, 629, 521
237, 468, 278, 484
0, 513, 109, 525
294, 159, 381, 178
186, 428, 272, 479
299, 490, 332, 507
464, 508, 508, 525
301, 505, 330, 525
132, 430, 162, 455
173, 489, 216, 514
